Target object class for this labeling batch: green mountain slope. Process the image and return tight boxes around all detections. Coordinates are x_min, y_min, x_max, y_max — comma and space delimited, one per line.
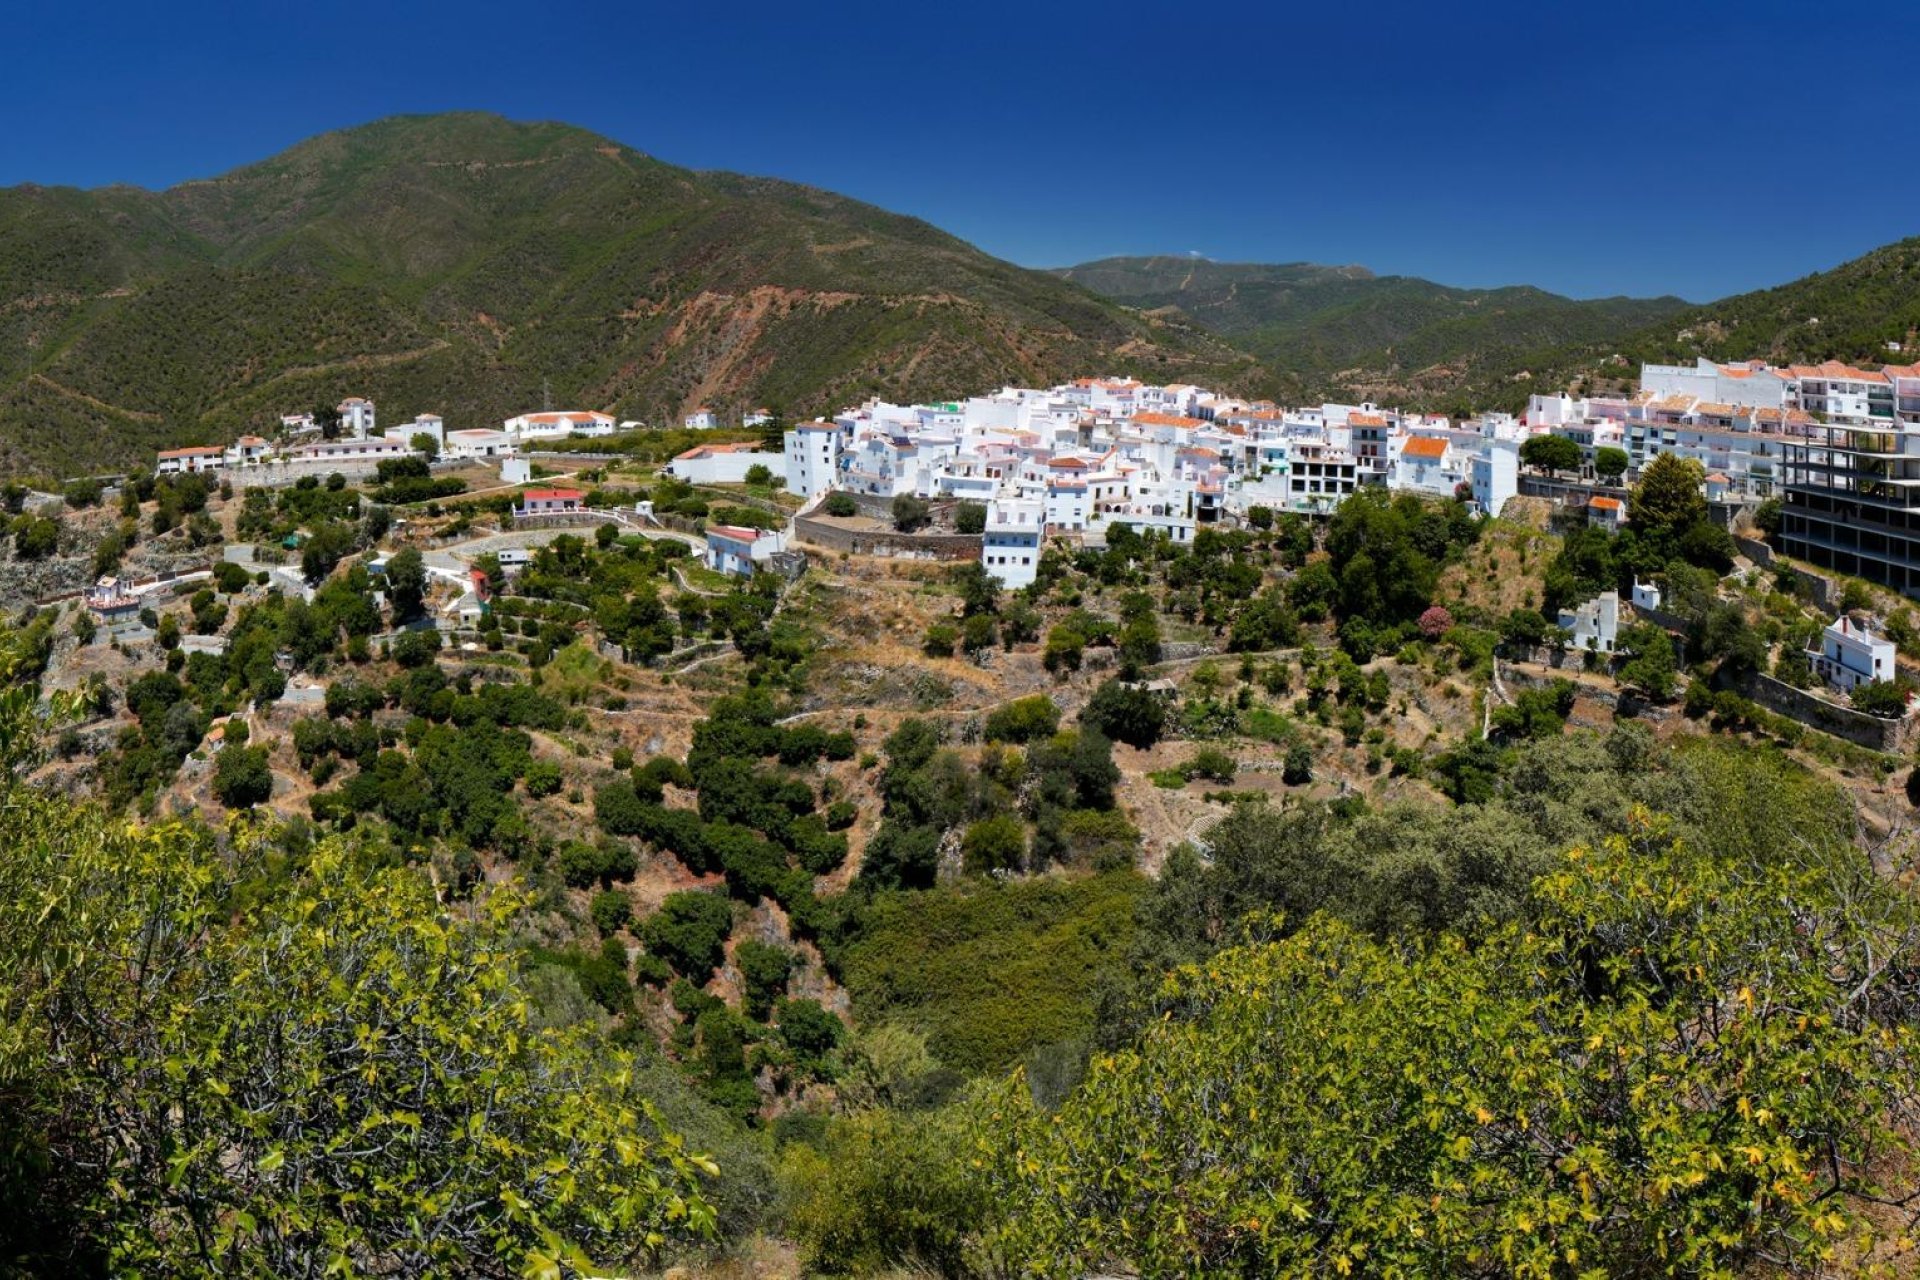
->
1506, 236, 1920, 406
1055, 254, 1689, 407
0, 114, 1253, 476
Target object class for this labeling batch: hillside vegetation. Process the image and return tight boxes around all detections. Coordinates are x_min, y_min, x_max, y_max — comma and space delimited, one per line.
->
0, 114, 1253, 476
1055, 254, 1689, 408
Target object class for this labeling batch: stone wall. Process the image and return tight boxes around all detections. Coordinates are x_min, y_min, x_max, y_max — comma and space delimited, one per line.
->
791, 514, 982, 561
1724, 667, 1914, 753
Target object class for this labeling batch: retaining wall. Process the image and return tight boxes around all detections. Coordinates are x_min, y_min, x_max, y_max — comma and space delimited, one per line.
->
1724, 668, 1914, 753
792, 515, 982, 561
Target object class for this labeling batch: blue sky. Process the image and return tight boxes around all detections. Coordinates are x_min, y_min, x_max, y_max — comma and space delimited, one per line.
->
5, 0, 1915, 302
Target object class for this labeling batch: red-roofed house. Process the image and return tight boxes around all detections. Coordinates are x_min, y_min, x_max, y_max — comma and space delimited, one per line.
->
1588, 494, 1625, 532
517, 488, 583, 516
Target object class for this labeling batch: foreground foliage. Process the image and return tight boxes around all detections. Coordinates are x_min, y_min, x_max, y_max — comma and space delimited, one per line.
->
0, 794, 715, 1276
989, 814, 1920, 1276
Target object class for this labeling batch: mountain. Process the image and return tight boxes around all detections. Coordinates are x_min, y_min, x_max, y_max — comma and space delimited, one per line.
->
0, 114, 1253, 476
1054, 255, 1690, 409
1507, 236, 1920, 405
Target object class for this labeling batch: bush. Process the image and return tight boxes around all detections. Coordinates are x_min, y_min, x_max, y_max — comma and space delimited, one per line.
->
953, 501, 987, 535
823, 493, 857, 517
213, 745, 273, 809
1282, 743, 1314, 785
1080, 681, 1166, 749
961, 814, 1027, 875
891, 495, 931, 533
523, 760, 563, 798
1185, 747, 1238, 783
589, 889, 633, 936
640, 891, 735, 978
982, 695, 1060, 744
735, 940, 794, 1020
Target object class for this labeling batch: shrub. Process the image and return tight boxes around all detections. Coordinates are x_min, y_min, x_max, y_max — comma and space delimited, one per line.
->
823, 493, 858, 517
983, 695, 1060, 744
640, 892, 734, 978
589, 889, 633, 936
1080, 681, 1165, 749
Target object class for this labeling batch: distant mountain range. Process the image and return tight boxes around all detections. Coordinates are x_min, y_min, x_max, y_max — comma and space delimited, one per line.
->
1058, 243, 1920, 411
0, 113, 1251, 476
1, 112, 1916, 478
1053, 255, 1691, 409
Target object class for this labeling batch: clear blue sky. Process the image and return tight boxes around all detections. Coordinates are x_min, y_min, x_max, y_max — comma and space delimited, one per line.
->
5, 0, 1914, 303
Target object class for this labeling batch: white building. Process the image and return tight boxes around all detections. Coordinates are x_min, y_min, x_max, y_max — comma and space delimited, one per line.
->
1390, 435, 1460, 499
1809, 616, 1897, 693
386, 414, 446, 449
783, 423, 842, 499
981, 497, 1044, 588
337, 397, 376, 439
504, 411, 617, 440
666, 443, 778, 484
444, 429, 516, 460
1469, 438, 1519, 518
706, 525, 787, 577
224, 436, 273, 468
290, 437, 413, 466
155, 445, 227, 477
684, 407, 720, 431
517, 488, 583, 516
1557, 590, 1621, 655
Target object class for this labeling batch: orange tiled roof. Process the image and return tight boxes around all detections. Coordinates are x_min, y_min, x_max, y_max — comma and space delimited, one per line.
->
1401, 436, 1449, 459
1589, 496, 1624, 512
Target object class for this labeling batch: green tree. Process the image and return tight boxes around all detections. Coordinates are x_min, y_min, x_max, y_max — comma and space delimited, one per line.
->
823, 492, 857, 517
1594, 445, 1630, 483
982, 695, 1060, 744
640, 891, 734, 978
385, 547, 426, 622
1519, 433, 1582, 474
734, 940, 794, 1020
987, 819, 1920, 1277
891, 494, 930, 533
1080, 680, 1165, 749
961, 814, 1027, 874
212, 744, 273, 808
1617, 621, 1678, 700
953, 501, 987, 535
1629, 452, 1707, 539
0, 810, 714, 1275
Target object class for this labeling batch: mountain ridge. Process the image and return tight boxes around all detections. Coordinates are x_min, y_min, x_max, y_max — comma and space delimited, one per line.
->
1053, 253, 1693, 409
0, 113, 1254, 476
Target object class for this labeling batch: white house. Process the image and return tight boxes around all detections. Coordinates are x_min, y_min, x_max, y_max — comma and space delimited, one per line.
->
706, 524, 787, 577
337, 397, 376, 439
666, 442, 778, 484
684, 407, 720, 431
444, 429, 516, 460
386, 414, 446, 450
784, 422, 842, 499
1631, 579, 1663, 612
289, 437, 413, 466
1809, 616, 1897, 694
155, 445, 227, 476
504, 411, 617, 440
1557, 590, 1621, 654
1469, 438, 1519, 518
743, 408, 773, 429
224, 436, 273, 467
981, 497, 1044, 588
1588, 494, 1626, 532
